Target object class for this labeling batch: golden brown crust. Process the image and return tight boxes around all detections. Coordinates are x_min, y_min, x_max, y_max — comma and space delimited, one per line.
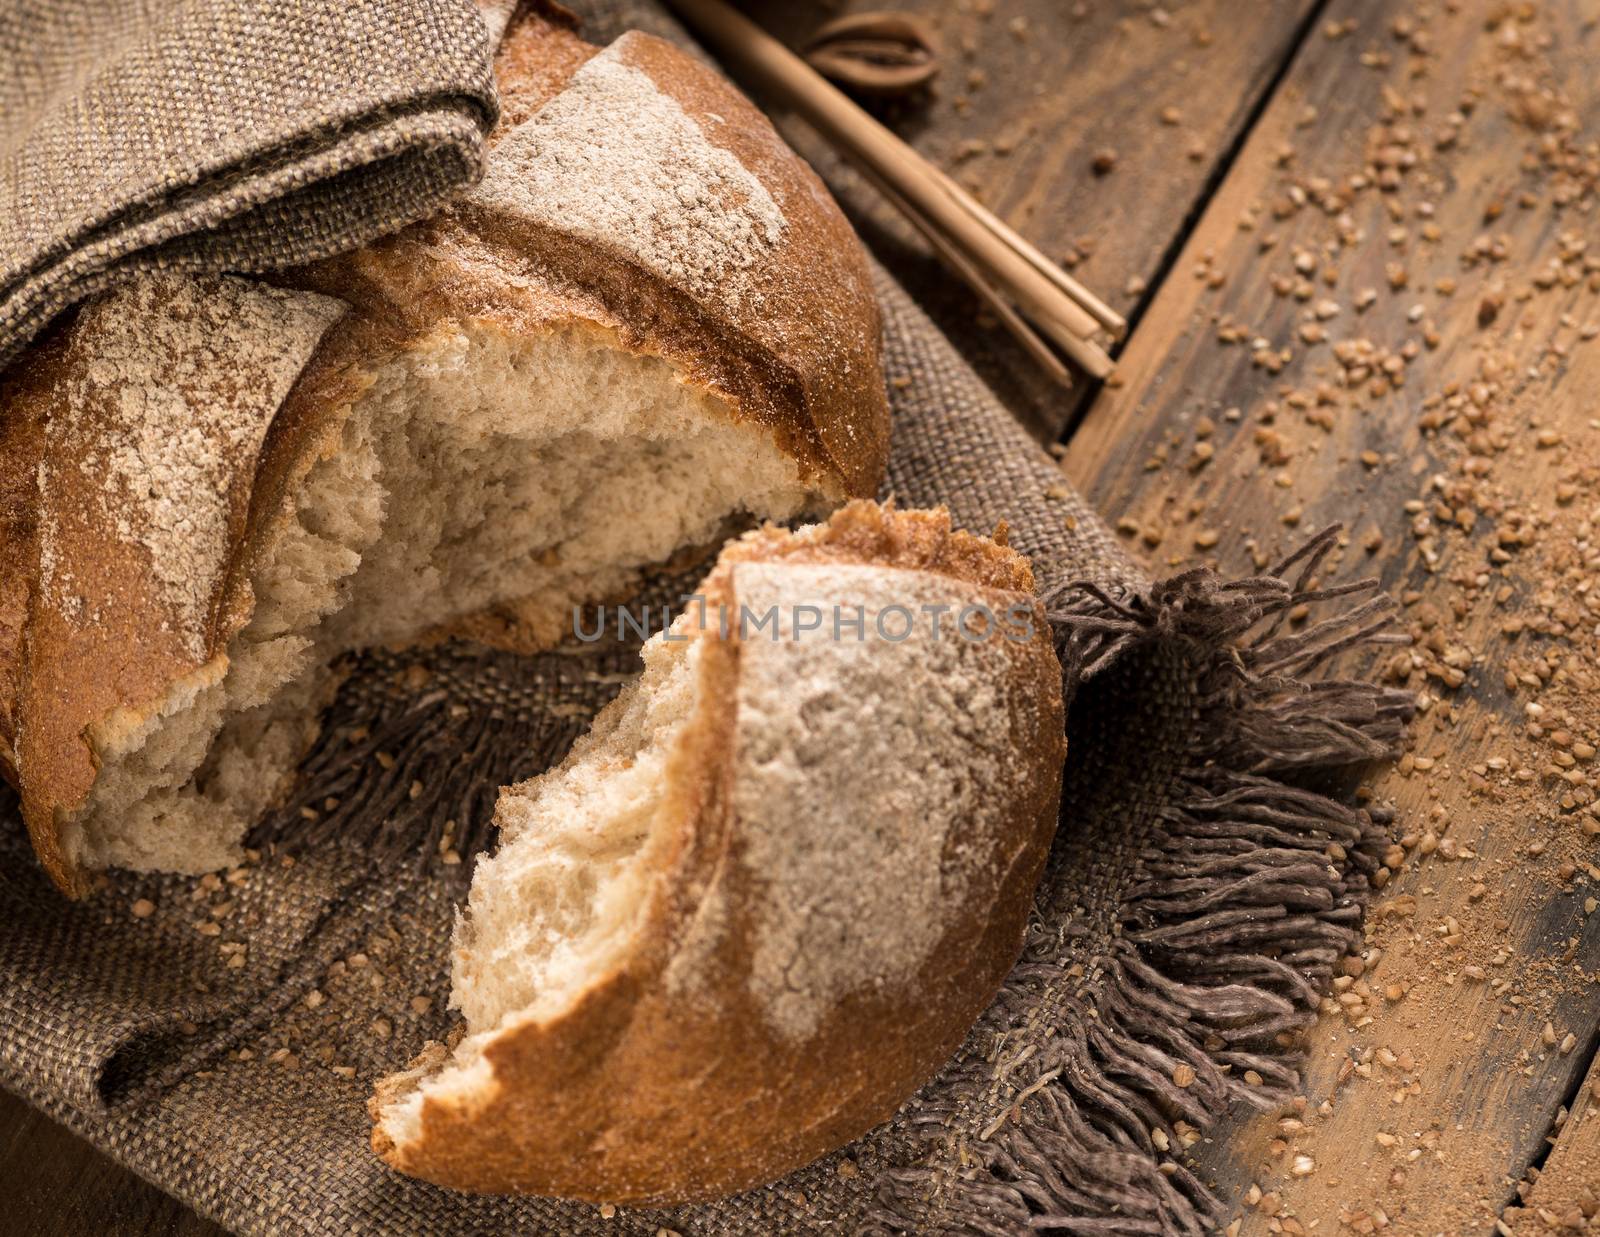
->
3, 279, 348, 895
1, 7, 888, 894
486, 1, 586, 128
707, 496, 1038, 593
296, 13, 888, 499
379, 504, 1066, 1202
0, 322, 59, 788
457, 20, 889, 499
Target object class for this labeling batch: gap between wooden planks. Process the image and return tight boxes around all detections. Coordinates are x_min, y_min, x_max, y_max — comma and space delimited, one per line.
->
758, 0, 1319, 439
1505, 1046, 1600, 1232
1065, 0, 1600, 1232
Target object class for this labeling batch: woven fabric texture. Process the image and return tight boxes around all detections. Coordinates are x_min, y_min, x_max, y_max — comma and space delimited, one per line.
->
0, 2, 1411, 1234
0, 0, 497, 372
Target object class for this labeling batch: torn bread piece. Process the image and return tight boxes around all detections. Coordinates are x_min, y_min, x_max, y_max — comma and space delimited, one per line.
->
371, 502, 1066, 1203
0, 8, 889, 894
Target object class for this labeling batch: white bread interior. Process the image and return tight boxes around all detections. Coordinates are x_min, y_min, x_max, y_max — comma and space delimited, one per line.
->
62, 324, 815, 874
377, 624, 703, 1149
454, 632, 701, 1033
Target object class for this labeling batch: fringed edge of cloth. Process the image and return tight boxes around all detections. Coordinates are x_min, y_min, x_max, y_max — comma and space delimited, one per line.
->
864, 526, 1414, 1236
249, 642, 641, 870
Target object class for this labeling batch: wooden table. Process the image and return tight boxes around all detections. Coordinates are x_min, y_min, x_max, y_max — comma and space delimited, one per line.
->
6, 0, 1598, 1231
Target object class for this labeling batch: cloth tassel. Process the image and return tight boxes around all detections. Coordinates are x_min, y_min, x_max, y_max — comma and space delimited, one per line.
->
866, 527, 1412, 1235
249, 642, 641, 870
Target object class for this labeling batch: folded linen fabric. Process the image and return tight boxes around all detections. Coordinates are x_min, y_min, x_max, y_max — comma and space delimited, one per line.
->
0, 0, 497, 371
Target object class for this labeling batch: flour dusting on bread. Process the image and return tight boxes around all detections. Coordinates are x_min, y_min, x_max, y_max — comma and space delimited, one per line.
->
472, 33, 787, 303
728, 561, 1017, 1039
5, 13, 889, 911
40, 274, 345, 657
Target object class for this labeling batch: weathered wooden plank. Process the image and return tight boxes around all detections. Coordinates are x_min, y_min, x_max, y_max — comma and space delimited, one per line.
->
0, 1087, 224, 1236
757, 0, 1319, 438
1504, 1046, 1600, 1233
1064, 0, 1600, 1231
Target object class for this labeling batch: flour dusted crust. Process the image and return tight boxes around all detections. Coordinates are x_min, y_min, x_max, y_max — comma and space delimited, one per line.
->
0, 6, 889, 894
370, 503, 1066, 1203
3, 278, 349, 891
295, 12, 887, 498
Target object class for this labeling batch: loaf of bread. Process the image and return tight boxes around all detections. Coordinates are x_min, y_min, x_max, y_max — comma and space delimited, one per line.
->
0, 6, 889, 895
369, 502, 1066, 1202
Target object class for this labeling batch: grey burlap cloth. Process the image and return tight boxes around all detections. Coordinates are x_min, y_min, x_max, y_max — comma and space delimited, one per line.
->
0, 0, 497, 372
0, 1, 1413, 1233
